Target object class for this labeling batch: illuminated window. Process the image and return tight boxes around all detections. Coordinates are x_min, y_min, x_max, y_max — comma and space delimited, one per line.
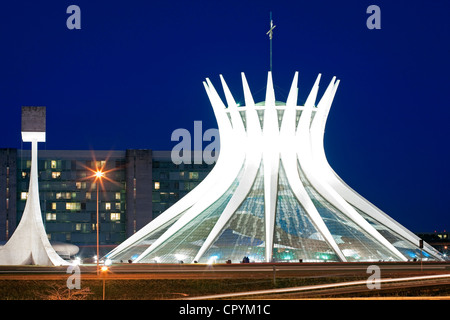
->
51, 160, 57, 169
66, 202, 81, 211
105, 203, 111, 210
76, 182, 86, 189
21, 192, 28, 200
115, 192, 121, 200
86, 192, 91, 200
115, 203, 121, 210
154, 182, 160, 190
46, 213, 56, 221
22, 172, 27, 178
52, 172, 61, 179
75, 224, 81, 231
189, 172, 199, 179
95, 160, 106, 169
52, 202, 57, 210
110, 213, 121, 221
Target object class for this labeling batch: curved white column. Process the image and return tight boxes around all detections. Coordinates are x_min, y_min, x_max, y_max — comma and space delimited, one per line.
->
281, 73, 347, 262
309, 82, 442, 261
107, 78, 241, 260
133, 77, 247, 262
306, 79, 408, 261
193, 75, 263, 262
0, 139, 68, 266
262, 72, 280, 262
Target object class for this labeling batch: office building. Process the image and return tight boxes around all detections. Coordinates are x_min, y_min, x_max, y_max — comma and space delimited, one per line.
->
0, 148, 212, 258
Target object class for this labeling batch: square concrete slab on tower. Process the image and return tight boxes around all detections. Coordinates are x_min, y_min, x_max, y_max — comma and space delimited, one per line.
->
21, 106, 46, 142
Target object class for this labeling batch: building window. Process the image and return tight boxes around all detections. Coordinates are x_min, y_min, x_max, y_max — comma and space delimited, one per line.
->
110, 213, 121, 221
52, 202, 57, 210
115, 202, 121, 210
52, 172, 61, 179
76, 182, 86, 189
160, 192, 169, 201
75, 223, 81, 231
154, 181, 160, 190
94, 160, 106, 169
66, 202, 81, 211
22, 171, 27, 178
189, 172, 199, 180
105, 203, 111, 210
51, 160, 57, 169
21, 192, 28, 200
115, 192, 121, 200
86, 192, 91, 200
46, 213, 56, 221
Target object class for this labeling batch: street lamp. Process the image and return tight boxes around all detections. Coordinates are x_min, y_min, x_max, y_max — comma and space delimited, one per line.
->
81, 156, 119, 274
101, 265, 109, 300
94, 169, 104, 275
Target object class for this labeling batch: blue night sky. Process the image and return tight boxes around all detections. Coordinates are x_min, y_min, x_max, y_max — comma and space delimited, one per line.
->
0, 1, 449, 233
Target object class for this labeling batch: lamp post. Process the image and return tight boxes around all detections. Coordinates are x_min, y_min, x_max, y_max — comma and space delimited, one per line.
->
101, 265, 108, 300
95, 170, 104, 275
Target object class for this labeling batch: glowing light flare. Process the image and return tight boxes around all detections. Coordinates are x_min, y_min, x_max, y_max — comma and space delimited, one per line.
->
95, 170, 104, 179
207, 255, 218, 265
76, 151, 123, 197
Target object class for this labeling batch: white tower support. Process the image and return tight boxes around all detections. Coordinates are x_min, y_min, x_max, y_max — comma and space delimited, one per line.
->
105, 73, 444, 264
0, 107, 68, 266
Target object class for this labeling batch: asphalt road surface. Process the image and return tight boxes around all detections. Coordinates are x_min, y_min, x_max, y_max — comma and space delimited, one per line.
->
0, 261, 448, 280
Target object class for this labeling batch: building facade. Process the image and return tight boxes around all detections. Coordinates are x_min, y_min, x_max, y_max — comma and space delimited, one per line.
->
0, 148, 212, 258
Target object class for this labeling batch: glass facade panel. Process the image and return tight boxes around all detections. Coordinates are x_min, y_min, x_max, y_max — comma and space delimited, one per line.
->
201, 162, 266, 263
355, 207, 428, 260
108, 213, 182, 263
139, 165, 244, 263
273, 162, 339, 262
298, 161, 397, 261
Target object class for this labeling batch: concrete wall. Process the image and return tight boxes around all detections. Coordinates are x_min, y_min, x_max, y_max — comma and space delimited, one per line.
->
125, 149, 153, 237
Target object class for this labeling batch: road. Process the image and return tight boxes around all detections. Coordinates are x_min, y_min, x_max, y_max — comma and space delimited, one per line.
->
0, 261, 448, 280
0, 261, 449, 300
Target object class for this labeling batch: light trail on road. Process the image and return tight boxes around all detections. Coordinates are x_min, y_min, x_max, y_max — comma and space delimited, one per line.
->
184, 273, 450, 300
